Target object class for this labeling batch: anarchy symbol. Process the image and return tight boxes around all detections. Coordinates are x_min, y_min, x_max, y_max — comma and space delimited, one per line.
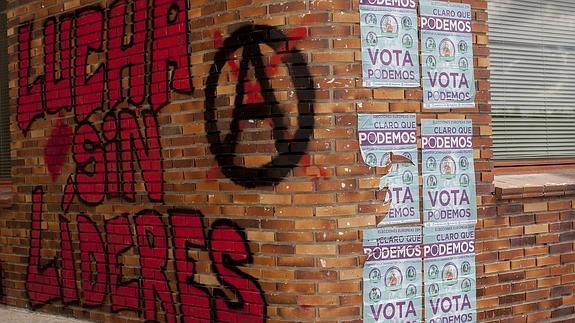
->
205, 24, 315, 188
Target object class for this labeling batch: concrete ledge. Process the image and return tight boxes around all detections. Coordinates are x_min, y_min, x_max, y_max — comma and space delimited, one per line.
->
0, 305, 90, 322
494, 173, 575, 200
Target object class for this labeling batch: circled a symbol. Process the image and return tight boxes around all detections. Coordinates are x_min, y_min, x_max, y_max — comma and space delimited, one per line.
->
205, 25, 315, 188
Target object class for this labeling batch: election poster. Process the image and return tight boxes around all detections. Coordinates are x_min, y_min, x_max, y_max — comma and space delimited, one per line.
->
358, 114, 420, 225
360, 0, 420, 87
424, 224, 476, 323
422, 119, 476, 226
421, 0, 475, 108
363, 226, 422, 322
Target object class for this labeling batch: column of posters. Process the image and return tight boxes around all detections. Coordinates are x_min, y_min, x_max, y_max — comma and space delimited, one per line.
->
422, 119, 476, 226
422, 119, 477, 323
421, 1, 475, 108
424, 224, 476, 323
363, 226, 422, 322
358, 114, 420, 225
360, 0, 420, 87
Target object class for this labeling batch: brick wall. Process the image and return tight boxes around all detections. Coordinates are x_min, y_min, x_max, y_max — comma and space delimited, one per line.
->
476, 182, 575, 322
4, 0, 570, 322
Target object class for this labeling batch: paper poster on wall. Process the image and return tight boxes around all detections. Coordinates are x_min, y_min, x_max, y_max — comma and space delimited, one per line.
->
424, 224, 476, 323
421, 0, 475, 108
358, 114, 420, 225
363, 226, 422, 322
359, 0, 420, 87
422, 119, 476, 226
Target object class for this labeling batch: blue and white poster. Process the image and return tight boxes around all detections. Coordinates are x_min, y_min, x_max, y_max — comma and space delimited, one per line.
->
363, 226, 423, 322
421, 0, 475, 108
359, 114, 420, 225
424, 224, 476, 323
360, 0, 420, 87
422, 119, 476, 226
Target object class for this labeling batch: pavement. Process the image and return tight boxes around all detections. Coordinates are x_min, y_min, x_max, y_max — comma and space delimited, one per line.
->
0, 305, 89, 322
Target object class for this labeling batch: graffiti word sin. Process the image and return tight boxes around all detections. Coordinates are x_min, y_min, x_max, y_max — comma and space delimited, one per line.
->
18, 0, 192, 209
58, 109, 163, 212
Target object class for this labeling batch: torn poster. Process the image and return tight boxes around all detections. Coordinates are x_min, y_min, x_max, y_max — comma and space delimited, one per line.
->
358, 113, 420, 225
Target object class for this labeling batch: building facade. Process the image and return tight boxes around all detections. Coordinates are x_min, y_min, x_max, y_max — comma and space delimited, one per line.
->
0, 0, 573, 321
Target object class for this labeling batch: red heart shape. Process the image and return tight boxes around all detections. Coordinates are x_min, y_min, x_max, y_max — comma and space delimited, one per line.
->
44, 118, 73, 182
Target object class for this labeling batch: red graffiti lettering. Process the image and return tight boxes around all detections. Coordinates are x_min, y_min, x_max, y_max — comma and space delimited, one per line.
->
73, 123, 105, 204
135, 211, 176, 323
74, 8, 105, 123
26, 187, 266, 320
107, 0, 147, 108
17, 23, 44, 133
118, 110, 163, 202
102, 112, 121, 199
26, 187, 61, 307
78, 214, 107, 307
59, 215, 78, 304
150, 0, 193, 110
105, 215, 139, 312
211, 221, 266, 322
18, 2, 189, 203
17, 3, 315, 319
44, 16, 73, 113
170, 210, 212, 322
62, 108, 162, 210
18, 2, 193, 129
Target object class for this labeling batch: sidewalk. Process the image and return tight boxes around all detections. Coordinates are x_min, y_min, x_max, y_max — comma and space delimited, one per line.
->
0, 305, 89, 322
